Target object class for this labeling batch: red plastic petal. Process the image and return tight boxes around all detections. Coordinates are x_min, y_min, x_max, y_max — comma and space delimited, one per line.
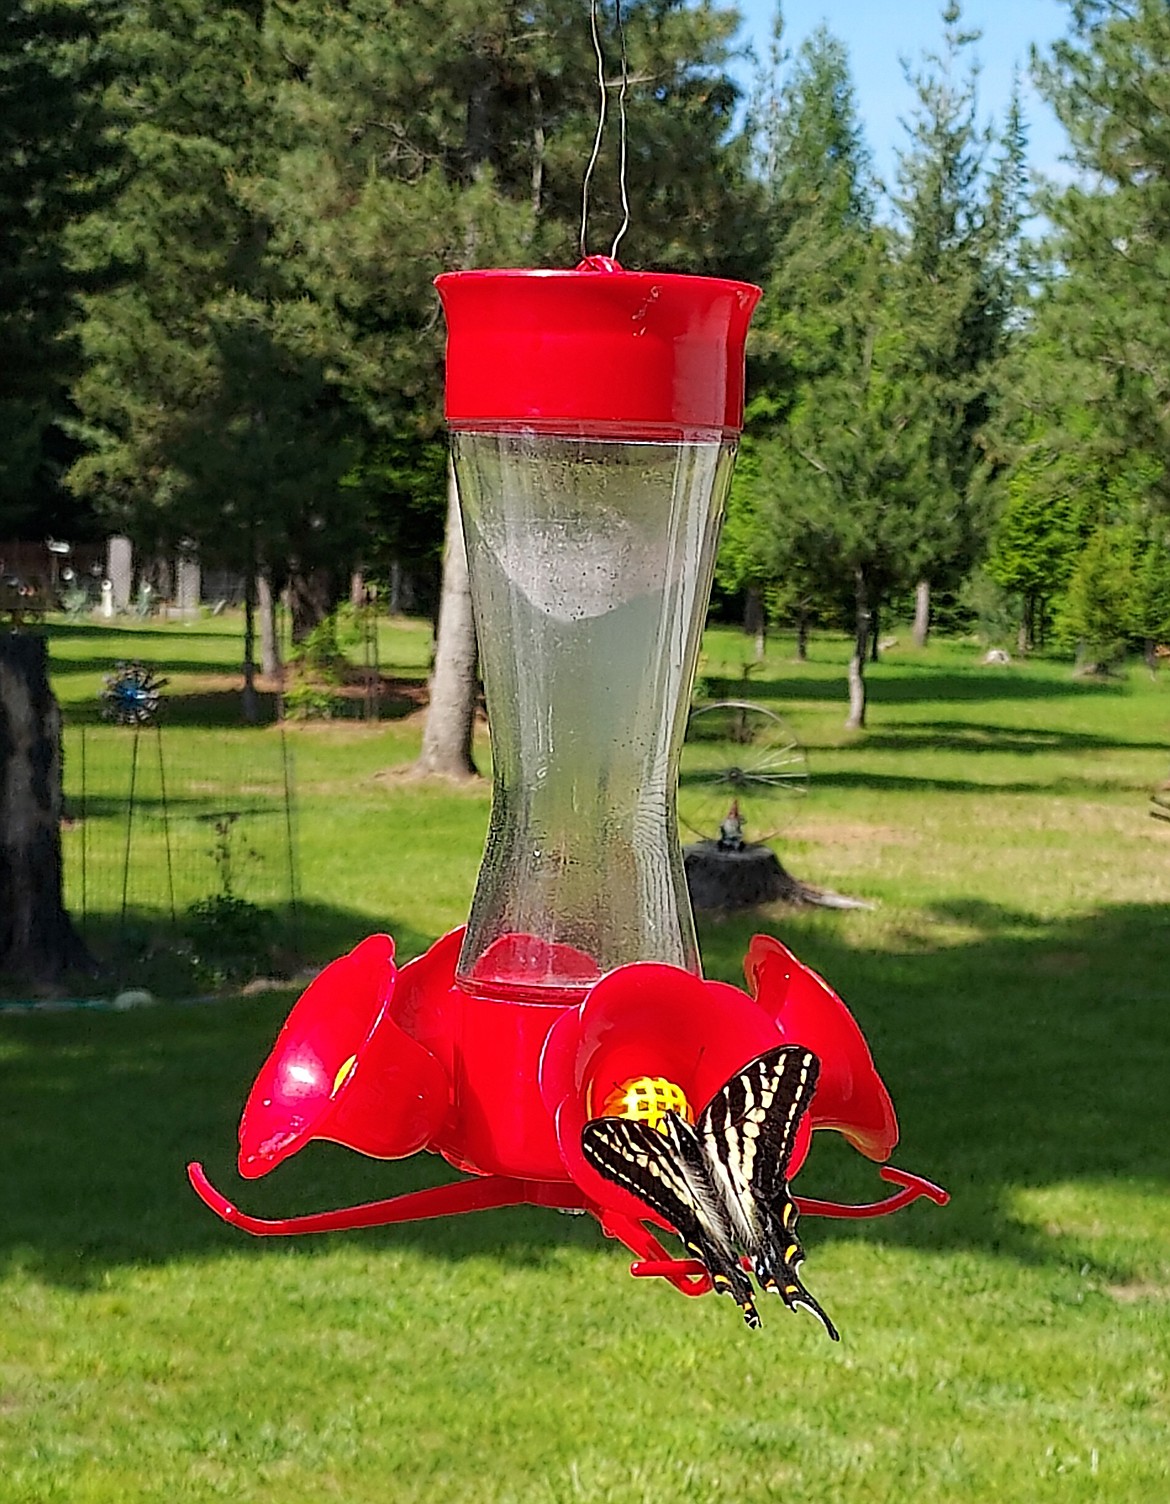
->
388, 926, 465, 1075
237, 935, 450, 1178
746, 934, 898, 1161
540, 962, 783, 1216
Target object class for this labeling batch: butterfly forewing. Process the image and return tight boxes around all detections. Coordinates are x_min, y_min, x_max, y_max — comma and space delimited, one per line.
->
697, 1046, 820, 1218
580, 1115, 706, 1247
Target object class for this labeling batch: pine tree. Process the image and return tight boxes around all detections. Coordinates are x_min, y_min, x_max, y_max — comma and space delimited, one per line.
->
69, 1, 370, 668
997, 0, 1170, 666
774, 237, 931, 728
1130, 517, 1170, 667
68, 1, 277, 549
252, 0, 752, 771
67, 0, 754, 742
986, 438, 1094, 651
0, 0, 118, 537
1058, 524, 1133, 669
1034, 0, 1170, 481
891, 0, 1026, 648
721, 23, 875, 665
726, 23, 940, 726
0, 0, 117, 979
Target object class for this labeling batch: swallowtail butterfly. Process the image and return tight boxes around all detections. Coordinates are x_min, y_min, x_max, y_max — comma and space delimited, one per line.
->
581, 1044, 839, 1337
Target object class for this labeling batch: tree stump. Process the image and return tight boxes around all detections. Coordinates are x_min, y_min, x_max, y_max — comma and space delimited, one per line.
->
683, 841, 869, 912
0, 633, 90, 983
684, 841, 812, 909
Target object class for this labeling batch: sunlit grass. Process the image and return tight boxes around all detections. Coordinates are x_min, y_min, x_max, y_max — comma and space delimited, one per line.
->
0, 613, 1167, 1501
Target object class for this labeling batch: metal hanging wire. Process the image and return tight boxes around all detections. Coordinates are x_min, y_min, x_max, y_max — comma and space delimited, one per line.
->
580, 0, 632, 261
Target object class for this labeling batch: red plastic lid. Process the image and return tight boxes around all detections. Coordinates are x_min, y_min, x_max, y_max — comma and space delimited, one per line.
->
435, 257, 761, 437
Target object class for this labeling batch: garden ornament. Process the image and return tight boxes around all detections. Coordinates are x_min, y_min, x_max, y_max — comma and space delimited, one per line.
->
101, 661, 167, 725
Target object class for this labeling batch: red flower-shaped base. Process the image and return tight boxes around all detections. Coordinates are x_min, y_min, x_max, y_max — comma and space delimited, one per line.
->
189, 928, 947, 1295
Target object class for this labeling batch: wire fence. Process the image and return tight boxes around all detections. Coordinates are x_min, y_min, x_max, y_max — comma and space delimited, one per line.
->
61, 725, 300, 989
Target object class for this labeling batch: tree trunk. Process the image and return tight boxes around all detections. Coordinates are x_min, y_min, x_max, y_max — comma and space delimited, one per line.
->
288, 567, 333, 644
414, 462, 479, 779
684, 842, 816, 908
388, 559, 404, 615
1018, 593, 1034, 655
795, 607, 809, 662
242, 571, 259, 725
869, 599, 881, 662
258, 571, 282, 681
744, 587, 766, 661
912, 578, 931, 648
0, 634, 90, 983
530, 80, 545, 217
845, 565, 869, 730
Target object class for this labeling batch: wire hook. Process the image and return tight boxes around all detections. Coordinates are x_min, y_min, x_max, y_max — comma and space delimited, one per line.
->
580, 0, 632, 261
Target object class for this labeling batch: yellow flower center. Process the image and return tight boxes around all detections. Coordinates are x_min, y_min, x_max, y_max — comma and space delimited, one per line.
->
601, 1076, 692, 1135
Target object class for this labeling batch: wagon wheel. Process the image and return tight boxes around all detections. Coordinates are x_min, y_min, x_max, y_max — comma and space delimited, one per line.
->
678, 700, 809, 844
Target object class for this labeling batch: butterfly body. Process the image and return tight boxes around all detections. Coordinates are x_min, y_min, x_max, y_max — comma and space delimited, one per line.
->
582, 1045, 839, 1338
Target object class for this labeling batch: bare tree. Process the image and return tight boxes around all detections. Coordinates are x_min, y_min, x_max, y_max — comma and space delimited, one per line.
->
912, 578, 931, 648
257, 570, 282, 680
413, 462, 479, 779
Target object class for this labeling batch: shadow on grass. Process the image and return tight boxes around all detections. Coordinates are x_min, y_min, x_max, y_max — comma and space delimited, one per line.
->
53, 656, 252, 678
809, 769, 1152, 797
60, 690, 282, 729
700, 899, 1170, 1278
47, 622, 236, 643
61, 687, 427, 729
2, 900, 1166, 1292
853, 718, 1167, 756
709, 665, 1129, 707
53, 898, 396, 1001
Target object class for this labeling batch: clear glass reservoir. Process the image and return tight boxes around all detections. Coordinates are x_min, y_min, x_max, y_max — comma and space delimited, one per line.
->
452, 427, 736, 998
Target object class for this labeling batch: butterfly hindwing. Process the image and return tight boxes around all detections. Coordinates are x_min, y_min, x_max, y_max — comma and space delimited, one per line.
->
581, 1044, 838, 1338
753, 1191, 841, 1343
701, 1046, 839, 1342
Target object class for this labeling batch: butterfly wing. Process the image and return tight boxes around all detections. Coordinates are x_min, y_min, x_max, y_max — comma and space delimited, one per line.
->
696, 1045, 840, 1341
581, 1115, 761, 1326
754, 1189, 840, 1342
581, 1045, 839, 1337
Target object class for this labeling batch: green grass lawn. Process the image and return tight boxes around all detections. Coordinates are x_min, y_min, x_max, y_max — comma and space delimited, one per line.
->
1, 614, 1167, 1501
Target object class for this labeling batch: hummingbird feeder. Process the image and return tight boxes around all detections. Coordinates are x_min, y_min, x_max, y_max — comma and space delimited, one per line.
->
189, 255, 945, 1325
